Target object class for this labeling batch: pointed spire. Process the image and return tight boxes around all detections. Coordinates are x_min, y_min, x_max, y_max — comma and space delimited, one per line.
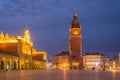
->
25, 26, 29, 30
71, 9, 80, 28
74, 8, 77, 17
24, 26, 31, 42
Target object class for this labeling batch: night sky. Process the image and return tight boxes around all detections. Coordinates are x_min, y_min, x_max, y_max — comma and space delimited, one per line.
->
0, 0, 120, 58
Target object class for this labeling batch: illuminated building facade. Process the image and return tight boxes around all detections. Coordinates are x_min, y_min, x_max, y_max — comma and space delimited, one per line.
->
110, 56, 120, 70
83, 53, 110, 70
52, 51, 69, 69
101, 54, 110, 70
109, 52, 120, 70
32, 52, 47, 69
0, 27, 47, 70
69, 9, 83, 69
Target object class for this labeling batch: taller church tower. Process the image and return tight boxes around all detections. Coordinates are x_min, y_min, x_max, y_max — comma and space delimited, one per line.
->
69, 9, 83, 69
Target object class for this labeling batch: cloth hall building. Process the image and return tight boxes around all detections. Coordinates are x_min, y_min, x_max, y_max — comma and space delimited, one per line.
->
0, 27, 47, 70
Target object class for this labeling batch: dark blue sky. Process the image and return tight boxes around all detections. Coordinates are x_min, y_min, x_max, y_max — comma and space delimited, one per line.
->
0, 0, 120, 58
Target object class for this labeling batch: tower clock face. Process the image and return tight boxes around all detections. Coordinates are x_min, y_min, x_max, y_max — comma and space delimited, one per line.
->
73, 31, 79, 35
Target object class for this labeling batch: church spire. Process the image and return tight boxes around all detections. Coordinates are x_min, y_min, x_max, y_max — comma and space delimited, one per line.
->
71, 9, 80, 28
24, 27, 31, 42
74, 8, 77, 17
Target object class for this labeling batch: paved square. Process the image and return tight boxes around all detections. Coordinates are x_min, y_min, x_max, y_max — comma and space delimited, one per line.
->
0, 70, 120, 80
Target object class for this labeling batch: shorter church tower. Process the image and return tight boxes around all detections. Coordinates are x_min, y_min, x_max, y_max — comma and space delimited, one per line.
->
23, 27, 32, 43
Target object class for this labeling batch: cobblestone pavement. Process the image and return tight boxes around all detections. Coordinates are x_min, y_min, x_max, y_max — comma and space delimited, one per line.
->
0, 70, 120, 80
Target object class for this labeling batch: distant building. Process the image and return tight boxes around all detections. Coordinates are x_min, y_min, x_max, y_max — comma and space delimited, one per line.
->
52, 51, 69, 69
110, 56, 120, 70
83, 53, 101, 70
101, 54, 110, 70
69, 9, 83, 69
0, 27, 47, 70
32, 52, 47, 69
83, 52, 110, 70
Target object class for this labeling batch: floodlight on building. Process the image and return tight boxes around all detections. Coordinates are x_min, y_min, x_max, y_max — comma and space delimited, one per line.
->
96, 62, 98, 66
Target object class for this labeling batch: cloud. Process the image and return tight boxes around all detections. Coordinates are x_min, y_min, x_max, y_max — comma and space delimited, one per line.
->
0, 0, 52, 18
0, 0, 70, 18
50, 0, 64, 8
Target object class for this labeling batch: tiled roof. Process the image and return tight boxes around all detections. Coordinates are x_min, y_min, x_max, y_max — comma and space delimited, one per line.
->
0, 43, 18, 56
